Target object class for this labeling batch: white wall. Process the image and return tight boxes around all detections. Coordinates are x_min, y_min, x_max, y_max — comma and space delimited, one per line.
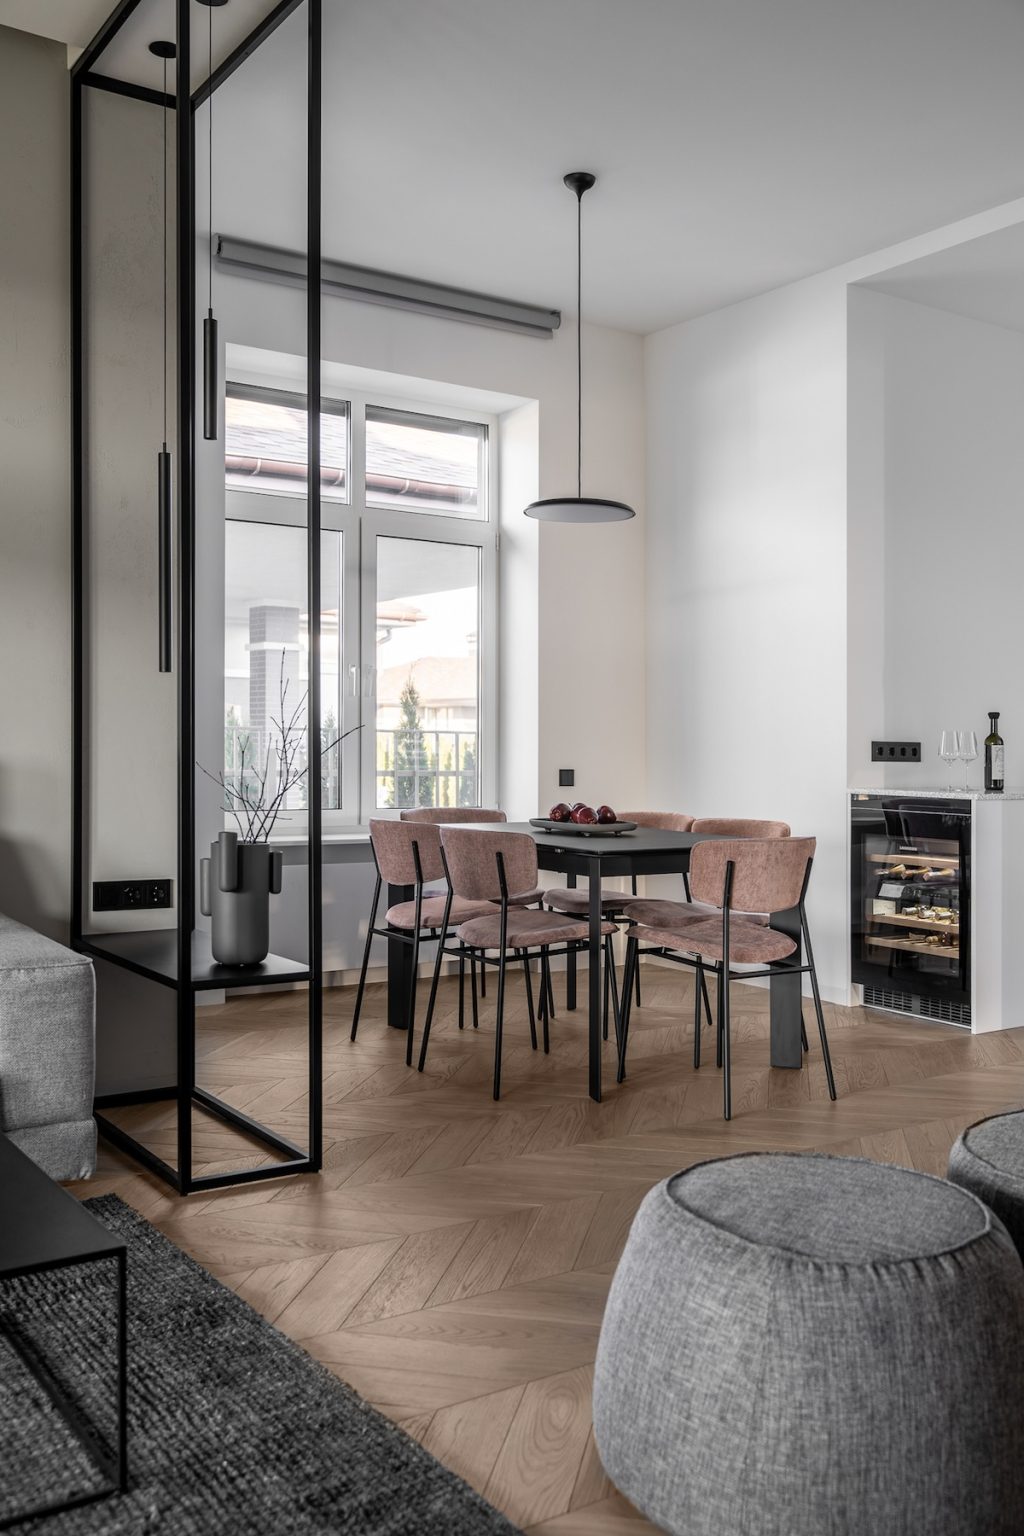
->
0, 28, 71, 940
644, 277, 850, 998
849, 288, 1024, 789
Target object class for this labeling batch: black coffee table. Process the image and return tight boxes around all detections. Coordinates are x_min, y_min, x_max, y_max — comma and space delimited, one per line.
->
0, 1134, 127, 1528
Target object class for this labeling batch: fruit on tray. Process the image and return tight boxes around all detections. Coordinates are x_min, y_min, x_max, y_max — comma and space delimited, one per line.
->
548, 803, 572, 822
596, 805, 617, 824
570, 805, 599, 824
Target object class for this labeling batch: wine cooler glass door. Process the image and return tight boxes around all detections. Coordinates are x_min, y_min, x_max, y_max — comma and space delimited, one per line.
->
851, 797, 970, 1018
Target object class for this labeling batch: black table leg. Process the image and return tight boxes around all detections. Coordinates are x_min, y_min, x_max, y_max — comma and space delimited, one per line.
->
566, 873, 578, 1010
386, 882, 414, 1030
770, 904, 803, 1068
589, 863, 602, 1102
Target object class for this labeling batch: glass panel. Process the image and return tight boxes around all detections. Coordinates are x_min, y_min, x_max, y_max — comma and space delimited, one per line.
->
375, 537, 481, 809
225, 386, 349, 501
366, 407, 486, 519
223, 522, 344, 823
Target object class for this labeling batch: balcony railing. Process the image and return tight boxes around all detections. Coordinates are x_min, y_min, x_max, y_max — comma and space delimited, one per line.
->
375, 727, 478, 810
223, 724, 478, 813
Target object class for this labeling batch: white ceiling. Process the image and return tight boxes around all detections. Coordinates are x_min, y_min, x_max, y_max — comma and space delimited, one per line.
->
8, 0, 1024, 333
862, 222, 1024, 335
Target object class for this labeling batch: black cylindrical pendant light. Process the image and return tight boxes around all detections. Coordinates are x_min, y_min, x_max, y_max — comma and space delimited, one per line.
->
198, 0, 228, 441
524, 172, 634, 524
151, 39, 176, 672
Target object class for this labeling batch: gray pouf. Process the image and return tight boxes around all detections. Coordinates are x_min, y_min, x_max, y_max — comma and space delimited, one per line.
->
593, 1153, 1024, 1536
948, 1110, 1024, 1258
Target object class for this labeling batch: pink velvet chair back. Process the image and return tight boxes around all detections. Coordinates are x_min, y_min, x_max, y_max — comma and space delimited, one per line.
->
618, 811, 694, 831
401, 808, 507, 824
369, 818, 445, 886
690, 817, 790, 838
689, 837, 815, 914
440, 826, 538, 902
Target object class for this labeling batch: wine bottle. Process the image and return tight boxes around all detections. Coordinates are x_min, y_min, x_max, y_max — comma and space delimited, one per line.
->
985, 711, 1004, 792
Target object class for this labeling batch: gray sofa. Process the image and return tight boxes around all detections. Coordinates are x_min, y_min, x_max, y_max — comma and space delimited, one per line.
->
0, 912, 96, 1180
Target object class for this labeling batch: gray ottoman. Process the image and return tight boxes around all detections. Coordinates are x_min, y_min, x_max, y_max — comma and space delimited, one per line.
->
593, 1153, 1024, 1536
949, 1110, 1024, 1257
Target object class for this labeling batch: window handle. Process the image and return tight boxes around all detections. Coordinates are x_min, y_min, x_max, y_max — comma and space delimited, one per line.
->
348, 664, 359, 698
363, 666, 376, 698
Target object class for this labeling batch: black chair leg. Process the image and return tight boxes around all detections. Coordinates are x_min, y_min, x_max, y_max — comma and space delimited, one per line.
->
802, 908, 837, 1101
693, 961, 703, 1070
540, 948, 551, 1053
480, 962, 487, 1000
458, 951, 466, 1031
800, 1016, 809, 1053
700, 968, 714, 1033
350, 875, 381, 1042
721, 965, 732, 1121
616, 937, 637, 1084
418, 936, 448, 1073
716, 969, 724, 1070
471, 953, 480, 1031
634, 952, 642, 1009
605, 933, 622, 1052
545, 956, 556, 1020
493, 948, 508, 1100
522, 950, 538, 1050
603, 951, 611, 1041
405, 928, 420, 1067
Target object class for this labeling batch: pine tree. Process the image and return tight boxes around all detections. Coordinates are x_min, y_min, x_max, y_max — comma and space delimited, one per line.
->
394, 676, 427, 808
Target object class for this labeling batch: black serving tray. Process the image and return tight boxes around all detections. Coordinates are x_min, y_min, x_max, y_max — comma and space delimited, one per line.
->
529, 818, 638, 837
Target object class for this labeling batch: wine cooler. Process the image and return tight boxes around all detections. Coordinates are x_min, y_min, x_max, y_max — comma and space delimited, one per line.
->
851, 795, 971, 1028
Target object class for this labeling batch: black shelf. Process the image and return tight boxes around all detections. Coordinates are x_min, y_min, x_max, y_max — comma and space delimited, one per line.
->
78, 931, 309, 991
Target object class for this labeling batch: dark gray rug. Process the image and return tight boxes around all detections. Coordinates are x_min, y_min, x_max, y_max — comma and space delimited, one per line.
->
0, 1195, 522, 1534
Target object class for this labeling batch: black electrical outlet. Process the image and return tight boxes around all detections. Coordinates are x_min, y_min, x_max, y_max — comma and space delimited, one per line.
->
559, 768, 575, 787
871, 741, 921, 763
93, 879, 173, 912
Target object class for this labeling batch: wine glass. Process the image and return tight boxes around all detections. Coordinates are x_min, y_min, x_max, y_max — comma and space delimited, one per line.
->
959, 730, 978, 791
939, 731, 960, 791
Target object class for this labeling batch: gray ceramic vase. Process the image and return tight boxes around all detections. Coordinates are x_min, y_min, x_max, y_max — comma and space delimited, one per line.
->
200, 831, 283, 966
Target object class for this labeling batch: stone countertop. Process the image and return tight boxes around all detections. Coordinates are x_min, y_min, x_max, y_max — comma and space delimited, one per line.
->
850, 787, 1024, 801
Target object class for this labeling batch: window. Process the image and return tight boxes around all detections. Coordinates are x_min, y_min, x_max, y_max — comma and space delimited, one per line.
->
223, 380, 496, 826
365, 407, 486, 519
374, 537, 481, 809
226, 385, 349, 501
224, 523, 344, 816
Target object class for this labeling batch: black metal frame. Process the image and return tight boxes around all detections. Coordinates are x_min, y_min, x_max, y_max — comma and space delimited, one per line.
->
0, 1249, 127, 1530
616, 858, 837, 1120
70, 0, 323, 1193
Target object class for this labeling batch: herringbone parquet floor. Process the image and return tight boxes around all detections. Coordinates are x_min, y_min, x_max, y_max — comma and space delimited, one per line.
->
70, 963, 1024, 1534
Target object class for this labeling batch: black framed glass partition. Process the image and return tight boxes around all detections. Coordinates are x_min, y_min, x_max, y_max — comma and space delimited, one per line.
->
71, 0, 323, 1193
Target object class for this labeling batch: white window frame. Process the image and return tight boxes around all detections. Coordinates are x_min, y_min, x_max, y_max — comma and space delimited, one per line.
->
223, 383, 499, 829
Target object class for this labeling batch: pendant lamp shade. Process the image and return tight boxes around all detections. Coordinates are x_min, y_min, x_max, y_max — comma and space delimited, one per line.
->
524, 172, 635, 524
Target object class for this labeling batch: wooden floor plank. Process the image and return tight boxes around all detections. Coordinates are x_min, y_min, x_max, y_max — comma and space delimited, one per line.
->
75, 966, 1024, 1531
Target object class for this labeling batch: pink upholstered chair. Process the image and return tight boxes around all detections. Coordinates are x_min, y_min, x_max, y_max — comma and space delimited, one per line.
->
617, 837, 836, 1121
620, 816, 790, 931
400, 809, 544, 1000
417, 826, 621, 1100
351, 819, 498, 1065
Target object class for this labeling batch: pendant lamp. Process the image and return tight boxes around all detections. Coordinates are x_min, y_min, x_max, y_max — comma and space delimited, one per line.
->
198, 0, 229, 441
150, 39, 176, 673
524, 172, 634, 523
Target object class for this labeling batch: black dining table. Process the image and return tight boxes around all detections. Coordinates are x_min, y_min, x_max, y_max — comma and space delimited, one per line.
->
385, 822, 805, 1102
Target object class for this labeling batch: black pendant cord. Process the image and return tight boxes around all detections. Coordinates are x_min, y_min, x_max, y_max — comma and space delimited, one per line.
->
202, 3, 219, 440
162, 53, 169, 454
576, 187, 582, 501
208, 2, 213, 311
